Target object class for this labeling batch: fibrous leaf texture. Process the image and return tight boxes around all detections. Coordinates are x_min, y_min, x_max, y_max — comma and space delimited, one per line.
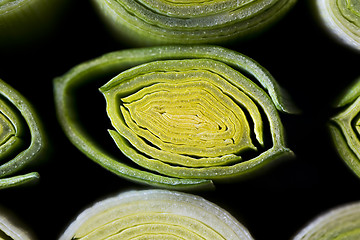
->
92, 0, 297, 45
54, 45, 296, 190
60, 189, 254, 240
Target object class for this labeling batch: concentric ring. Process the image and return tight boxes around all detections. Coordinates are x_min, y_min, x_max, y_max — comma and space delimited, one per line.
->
60, 190, 254, 240
54, 45, 297, 189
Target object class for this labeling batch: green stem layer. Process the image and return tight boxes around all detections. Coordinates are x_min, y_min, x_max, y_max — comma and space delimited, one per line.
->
329, 77, 360, 178
54, 45, 296, 190
92, 0, 297, 45
0, 79, 46, 190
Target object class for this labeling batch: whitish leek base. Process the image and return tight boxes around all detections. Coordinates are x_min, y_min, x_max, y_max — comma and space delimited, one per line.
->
0, 208, 34, 240
315, 0, 360, 52
292, 201, 360, 240
60, 189, 254, 240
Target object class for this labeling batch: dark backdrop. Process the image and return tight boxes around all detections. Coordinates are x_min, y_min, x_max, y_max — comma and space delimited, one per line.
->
0, 1, 359, 239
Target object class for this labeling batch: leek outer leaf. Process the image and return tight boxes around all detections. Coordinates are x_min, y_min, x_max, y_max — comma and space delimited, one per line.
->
329, 77, 360, 178
292, 201, 360, 240
0, 0, 64, 45
0, 79, 46, 190
315, 0, 360, 52
92, 0, 297, 45
60, 189, 254, 240
0, 209, 34, 240
54, 45, 296, 190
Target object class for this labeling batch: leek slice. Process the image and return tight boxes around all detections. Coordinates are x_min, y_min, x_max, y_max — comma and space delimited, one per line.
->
0, 79, 46, 190
315, 0, 360, 51
0, 209, 34, 240
292, 201, 360, 240
0, 0, 64, 46
329, 77, 360, 178
60, 189, 254, 240
54, 45, 296, 190
92, 0, 297, 45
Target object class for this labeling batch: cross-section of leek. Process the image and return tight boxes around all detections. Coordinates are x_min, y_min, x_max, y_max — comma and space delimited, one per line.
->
0, 79, 46, 190
315, 0, 360, 51
292, 201, 360, 240
60, 189, 254, 240
92, 0, 297, 45
329, 77, 360, 178
54, 45, 296, 190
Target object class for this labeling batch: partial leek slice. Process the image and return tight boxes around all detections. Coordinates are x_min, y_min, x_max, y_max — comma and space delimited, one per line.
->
92, 0, 297, 45
0, 208, 34, 240
329, 77, 360, 178
60, 189, 254, 240
0, 79, 46, 190
315, 0, 360, 51
54, 45, 296, 190
0, 0, 64, 46
292, 201, 360, 240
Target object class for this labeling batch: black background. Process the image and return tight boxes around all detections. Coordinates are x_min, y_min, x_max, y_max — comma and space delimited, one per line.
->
1, 0, 360, 239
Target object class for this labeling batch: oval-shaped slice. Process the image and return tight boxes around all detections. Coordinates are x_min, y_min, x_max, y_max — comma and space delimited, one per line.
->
60, 189, 254, 240
54, 45, 296, 189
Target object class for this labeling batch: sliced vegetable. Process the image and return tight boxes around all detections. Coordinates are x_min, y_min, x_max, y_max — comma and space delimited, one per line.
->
60, 189, 254, 240
329, 77, 360, 178
92, 0, 297, 45
292, 201, 360, 240
54, 45, 296, 190
0, 79, 46, 190
315, 0, 360, 51
0, 208, 34, 240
